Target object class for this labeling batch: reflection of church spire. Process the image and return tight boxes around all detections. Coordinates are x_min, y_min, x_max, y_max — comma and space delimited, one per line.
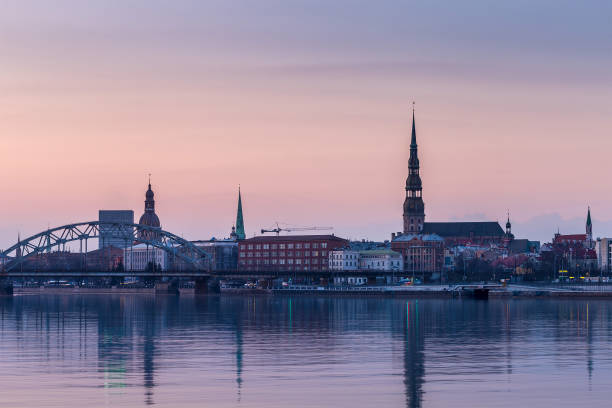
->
404, 301, 425, 408
142, 308, 156, 406
236, 320, 243, 402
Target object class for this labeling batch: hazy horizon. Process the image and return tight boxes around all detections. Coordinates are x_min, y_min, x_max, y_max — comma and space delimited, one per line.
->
2, 0, 611, 248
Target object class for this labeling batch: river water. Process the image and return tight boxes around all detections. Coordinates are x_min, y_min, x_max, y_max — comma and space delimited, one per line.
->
0, 295, 609, 407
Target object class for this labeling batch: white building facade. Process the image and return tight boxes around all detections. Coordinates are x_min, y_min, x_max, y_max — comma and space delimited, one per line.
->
123, 244, 168, 271
359, 250, 403, 271
596, 238, 612, 273
329, 249, 360, 271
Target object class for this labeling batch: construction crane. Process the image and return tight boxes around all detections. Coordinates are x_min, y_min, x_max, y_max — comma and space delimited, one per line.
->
260, 223, 333, 236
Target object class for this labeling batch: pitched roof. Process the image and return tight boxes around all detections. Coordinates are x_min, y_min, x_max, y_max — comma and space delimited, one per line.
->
422, 222, 504, 237
392, 233, 444, 242
242, 235, 348, 243
358, 249, 402, 256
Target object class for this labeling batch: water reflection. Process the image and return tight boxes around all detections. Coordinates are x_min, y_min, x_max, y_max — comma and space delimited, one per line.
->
404, 301, 424, 408
0, 296, 611, 407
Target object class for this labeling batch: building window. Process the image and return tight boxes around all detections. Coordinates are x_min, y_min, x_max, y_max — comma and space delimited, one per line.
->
296, 259, 301, 265
304, 243, 310, 249
305, 251, 310, 257
271, 244, 277, 249
279, 259, 285, 265
263, 252, 269, 257
279, 244, 285, 249
321, 243, 327, 248
263, 244, 269, 249
272, 252, 277, 257
295, 251, 301, 257
287, 251, 293, 257
256, 244, 261, 250
296, 243, 302, 249
248, 252, 253, 257
288, 259, 294, 264
248, 245, 253, 250
272, 259, 277, 264
255, 252, 261, 257
279, 251, 285, 257
312, 251, 318, 257
240, 253, 245, 258
288, 244, 294, 249
313, 243, 319, 249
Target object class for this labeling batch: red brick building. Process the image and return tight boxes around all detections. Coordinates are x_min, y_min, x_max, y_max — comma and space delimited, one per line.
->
238, 235, 348, 272
391, 233, 445, 279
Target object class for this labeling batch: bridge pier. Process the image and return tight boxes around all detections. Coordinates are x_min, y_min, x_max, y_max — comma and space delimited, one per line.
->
0, 280, 13, 296
194, 277, 209, 295
154, 279, 179, 295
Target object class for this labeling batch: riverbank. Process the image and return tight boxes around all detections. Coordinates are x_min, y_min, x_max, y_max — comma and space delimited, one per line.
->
13, 284, 612, 298
14, 287, 196, 295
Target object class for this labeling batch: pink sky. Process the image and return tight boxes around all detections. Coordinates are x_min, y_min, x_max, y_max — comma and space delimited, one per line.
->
1, 1, 611, 246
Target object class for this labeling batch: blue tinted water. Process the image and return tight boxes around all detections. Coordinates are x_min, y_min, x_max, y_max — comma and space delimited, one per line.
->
0, 295, 609, 407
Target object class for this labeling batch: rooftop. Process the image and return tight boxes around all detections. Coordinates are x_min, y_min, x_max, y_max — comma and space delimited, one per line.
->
241, 234, 347, 243
392, 233, 444, 242
422, 222, 504, 237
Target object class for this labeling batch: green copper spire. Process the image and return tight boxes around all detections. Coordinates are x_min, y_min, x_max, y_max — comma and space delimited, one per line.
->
235, 187, 245, 240
587, 206, 592, 226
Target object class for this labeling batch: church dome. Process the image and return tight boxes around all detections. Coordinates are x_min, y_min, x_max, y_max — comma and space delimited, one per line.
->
137, 180, 162, 241
139, 211, 160, 228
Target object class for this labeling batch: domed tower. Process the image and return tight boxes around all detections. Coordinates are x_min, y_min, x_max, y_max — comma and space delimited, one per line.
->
138, 178, 161, 241
504, 211, 514, 245
403, 108, 425, 234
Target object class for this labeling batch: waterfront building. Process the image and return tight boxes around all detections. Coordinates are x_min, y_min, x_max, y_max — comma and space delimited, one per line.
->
192, 239, 238, 271
137, 179, 161, 242
86, 246, 124, 271
359, 249, 403, 271
399, 109, 504, 246
596, 238, 612, 273
98, 210, 134, 249
547, 210, 598, 275
238, 235, 348, 272
124, 244, 167, 271
391, 233, 444, 279
329, 248, 360, 271
508, 239, 540, 254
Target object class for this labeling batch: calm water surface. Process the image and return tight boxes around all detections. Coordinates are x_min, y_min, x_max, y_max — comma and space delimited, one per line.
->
0, 295, 610, 407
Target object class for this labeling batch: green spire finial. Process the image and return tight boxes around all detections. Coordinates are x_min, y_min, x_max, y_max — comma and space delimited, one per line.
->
235, 186, 245, 240
587, 206, 592, 226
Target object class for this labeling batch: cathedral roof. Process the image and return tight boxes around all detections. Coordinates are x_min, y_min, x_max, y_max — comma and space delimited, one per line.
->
422, 222, 504, 237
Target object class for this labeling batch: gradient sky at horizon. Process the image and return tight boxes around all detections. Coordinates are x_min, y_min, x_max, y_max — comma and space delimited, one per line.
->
1, 0, 611, 246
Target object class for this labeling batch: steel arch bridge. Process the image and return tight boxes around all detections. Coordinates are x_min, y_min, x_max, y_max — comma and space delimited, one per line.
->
0, 221, 208, 272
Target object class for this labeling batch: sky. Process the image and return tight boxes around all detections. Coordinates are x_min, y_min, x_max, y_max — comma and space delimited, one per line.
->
1, 0, 611, 247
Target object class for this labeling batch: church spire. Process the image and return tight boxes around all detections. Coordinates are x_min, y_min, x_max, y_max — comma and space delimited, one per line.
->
403, 104, 425, 234
410, 103, 417, 148
235, 186, 245, 240
586, 206, 593, 244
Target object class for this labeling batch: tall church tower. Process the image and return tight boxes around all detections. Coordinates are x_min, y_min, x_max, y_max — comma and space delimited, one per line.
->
235, 187, 246, 240
586, 206, 593, 247
403, 108, 425, 233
